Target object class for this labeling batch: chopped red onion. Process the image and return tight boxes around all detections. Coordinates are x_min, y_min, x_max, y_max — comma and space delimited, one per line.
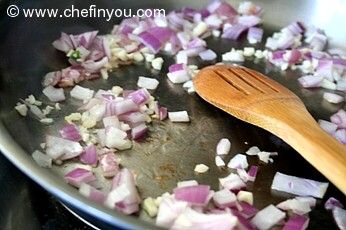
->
168, 111, 190, 122
105, 126, 132, 150
64, 168, 96, 188
159, 107, 168, 121
276, 198, 311, 215
99, 152, 119, 177
171, 207, 238, 230
137, 76, 159, 90
238, 15, 261, 27
247, 27, 263, 44
78, 183, 106, 204
156, 197, 189, 228
271, 172, 329, 198
114, 99, 139, 115
216, 138, 231, 155
231, 209, 256, 230
251, 204, 286, 230
42, 86, 65, 102
199, 49, 217, 61
70, 85, 94, 102
103, 116, 120, 129
118, 112, 147, 124
212, 189, 237, 208
298, 75, 323, 88
46, 135, 83, 160
80, 144, 98, 166
295, 197, 316, 208
331, 109, 346, 129
222, 24, 248, 40
325, 197, 344, 210
238, 201, 258, 219
318, 119, 338, 134
219, 173, 246, 191
82, 57, 109, 73
131, 123, 148, 140
227, 153, 249, 169
174, 185, 211, 206
107, 168, 140, 214
59, 124, 82, 142
137, 31, 162, 53
283, 215, 309, 230
323, 92, 344, 104
167, 69, 191, 84
127, 88, 150, 105
332, 207, 346, 230
334, 129, 346, 144
169, 64, 184, 73
32, 150, 52, 168
247, 165, 258, 182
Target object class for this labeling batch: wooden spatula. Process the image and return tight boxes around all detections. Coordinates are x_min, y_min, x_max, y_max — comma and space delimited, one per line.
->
194, 65, 346, 194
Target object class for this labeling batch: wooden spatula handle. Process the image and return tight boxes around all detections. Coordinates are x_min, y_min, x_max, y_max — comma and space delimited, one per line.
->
258, 100, 346, 194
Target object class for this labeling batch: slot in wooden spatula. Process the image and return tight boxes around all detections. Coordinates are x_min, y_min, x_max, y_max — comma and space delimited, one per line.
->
194, 65, 346, 194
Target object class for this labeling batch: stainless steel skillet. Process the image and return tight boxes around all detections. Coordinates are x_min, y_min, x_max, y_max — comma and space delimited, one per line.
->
0, 0, 345, 229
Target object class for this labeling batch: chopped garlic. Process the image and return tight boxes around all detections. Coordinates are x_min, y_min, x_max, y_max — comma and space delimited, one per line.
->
40, 143, 46, 149
15, 103, 28, 116
111, 86, 123, 96
133, 52, 144, 62
193, 21, 208, 37
243, 47, 255, 57
55, 103, 61, 110
194, 164, 209, 173
26, 95, 36, 104
222, 49, 245, 62
187, 86, 195, 94
42, 105, 54, 116
143, 197, 158, 217
100, 68, 109, 80
212, 30, 221, 37
254, 50, 264, 59
237, 191, 253, 205
215, 156, 225, 167
34, 100, 43, 106
144, 53, 155, 62
65, 113, 82, 123
40, 118, 54, 124
182, 80, 193, 89
257, 151, 272, 163
151, 57, 164, 70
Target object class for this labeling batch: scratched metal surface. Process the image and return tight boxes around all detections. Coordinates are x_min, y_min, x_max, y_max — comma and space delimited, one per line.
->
0, 0, 345, 229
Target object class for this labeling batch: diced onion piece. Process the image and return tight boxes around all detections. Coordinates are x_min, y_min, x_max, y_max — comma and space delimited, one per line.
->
297, 75, 323, 88
227, 154, 248, 169
247, 165, 258, 182
199, 49, 217, 61
127, 88, 150, 105
246, 146, 261, 155
171, 207, 238, 230
177, 180, 198, 188
325, 197, 344, 210
156, 197, 189, 228
331, 109, 346, 129
79, 183, 106, 204
105, 126, 132, 150
247, 27, 263, 44
168, 111, 190, 122
257, 151, 272, 163
167, 70, 191, 84
64, 168, 96, 188
70, 85, 94, 102
323, 92, 344, 104
137, 76, 159, 90
194, 164, 209, 173
99, 152, 119, 177
216, 138, 231, 155
271, 172, 329, 198
276, 198, 311, 215
43, 86, 65, 102
318, 119, 338, 134
219, 173, 246, 191
213, 189, 237, 208
59, 124, 82, 141
215, 156, 225, 167
332, 207, 346, 230
80, 144, 98, 166
45, 135, 83, 160
32, 150, 52, 168
251, 204, 286, 230
173, 185, 210, 205
283, 215, 309, 230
